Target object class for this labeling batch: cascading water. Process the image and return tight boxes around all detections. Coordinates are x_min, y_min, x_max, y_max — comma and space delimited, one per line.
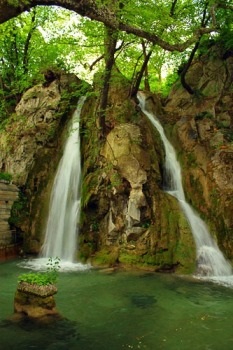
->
19, 96, 90, 271
41, 97, 85, 262
137, 91, 232, 278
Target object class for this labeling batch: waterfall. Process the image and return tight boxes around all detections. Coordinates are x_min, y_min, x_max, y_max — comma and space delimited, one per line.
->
41, 96, 85, 262
137, 92, 232, 277
18, 96, 90, 271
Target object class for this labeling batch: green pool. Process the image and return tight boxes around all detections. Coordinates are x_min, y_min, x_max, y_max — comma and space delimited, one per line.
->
1, 260, 233, 350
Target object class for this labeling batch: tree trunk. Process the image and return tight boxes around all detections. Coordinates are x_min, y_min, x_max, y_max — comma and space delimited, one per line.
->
180, 41, 200, 95
98, 26, 117, 136
130, 49, 152, 98
180, 3, 210, 95
141, 41, 151, 92
22, 8, 36, 74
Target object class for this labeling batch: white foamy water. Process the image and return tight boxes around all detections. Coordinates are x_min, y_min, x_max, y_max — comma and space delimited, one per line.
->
18, 257, 91, 272
137, 91, 232, 281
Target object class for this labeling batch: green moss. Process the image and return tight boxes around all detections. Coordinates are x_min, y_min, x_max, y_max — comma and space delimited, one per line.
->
92, 248, 119, 267
118, 250, 178, 270
110, 171, 121, 188
160, 194, 196, 273
174, 241, 196, 274
81, 180, 95, 209
143, 252, 171, 267
119, 251, 161, 269
116, 193, 196, 273
0, 172, 12, 182
186, 153, 197, 168
9, 190, 28, 226
195, 111, 214, 121
118, 252, 143, 266
78, 243, 93, 262
210, 188, 220, 209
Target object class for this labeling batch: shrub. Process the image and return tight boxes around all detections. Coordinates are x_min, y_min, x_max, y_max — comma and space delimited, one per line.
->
18, 257, 61, 286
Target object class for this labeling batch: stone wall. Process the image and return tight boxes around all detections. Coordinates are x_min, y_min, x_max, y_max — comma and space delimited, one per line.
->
0, 180, 18, 245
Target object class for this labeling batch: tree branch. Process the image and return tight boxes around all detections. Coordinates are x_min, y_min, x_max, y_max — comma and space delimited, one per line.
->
170, 0, 178, 17
0, 0, 217, 52
90, 54, 104, 71
180, 2, 209, 95
23, 8, 37, 74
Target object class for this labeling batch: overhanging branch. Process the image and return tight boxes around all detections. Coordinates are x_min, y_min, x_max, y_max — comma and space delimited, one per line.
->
0, 0, 217, 52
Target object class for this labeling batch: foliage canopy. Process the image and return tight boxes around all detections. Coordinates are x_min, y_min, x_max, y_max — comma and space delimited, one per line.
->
0, 0, 232, 123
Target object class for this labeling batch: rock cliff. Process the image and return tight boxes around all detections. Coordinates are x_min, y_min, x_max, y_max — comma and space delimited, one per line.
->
0, 72, 86, 253
79, 46, 233, 271
162, 45, 233, 258
1, 45, 232, 272
79, 71, 196, 273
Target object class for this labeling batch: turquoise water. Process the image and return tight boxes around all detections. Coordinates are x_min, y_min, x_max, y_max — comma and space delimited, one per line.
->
1, 260, 233, 350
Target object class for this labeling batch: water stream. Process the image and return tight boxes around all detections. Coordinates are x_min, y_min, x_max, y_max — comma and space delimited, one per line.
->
137, 92, 232, 278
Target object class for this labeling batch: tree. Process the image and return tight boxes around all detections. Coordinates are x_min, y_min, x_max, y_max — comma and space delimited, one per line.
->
0, 0, 232, 130
0, 6, 87, 123
129, 43, 153, 98
98, 26, 118, 136
0, 0, 218, 51
0, 9, 41, 120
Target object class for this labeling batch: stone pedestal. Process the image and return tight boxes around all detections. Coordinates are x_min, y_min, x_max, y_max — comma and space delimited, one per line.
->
14, 282, 60, 321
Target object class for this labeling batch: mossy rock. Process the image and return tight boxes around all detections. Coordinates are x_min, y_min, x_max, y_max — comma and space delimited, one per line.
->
91, 247, 119, 267
159, 193, 196, 274
77, 242, 95, 263
17, 282, 57, 297
118, 251, 144, 267
118, 251, 160, 271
